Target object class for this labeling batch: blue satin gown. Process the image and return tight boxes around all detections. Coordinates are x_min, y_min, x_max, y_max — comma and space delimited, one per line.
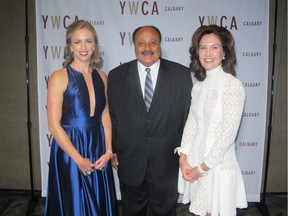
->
45, 65, 117, 216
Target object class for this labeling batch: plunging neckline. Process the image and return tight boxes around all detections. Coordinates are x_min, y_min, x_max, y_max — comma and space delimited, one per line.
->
68, 65, 96, 117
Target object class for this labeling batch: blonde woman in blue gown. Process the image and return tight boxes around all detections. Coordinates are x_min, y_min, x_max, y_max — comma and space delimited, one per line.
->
45, 20, 117, 216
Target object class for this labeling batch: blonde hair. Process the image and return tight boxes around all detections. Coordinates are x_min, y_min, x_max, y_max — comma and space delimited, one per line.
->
62, 20, 103, 68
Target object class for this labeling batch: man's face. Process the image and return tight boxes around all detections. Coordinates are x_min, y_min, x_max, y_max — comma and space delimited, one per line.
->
134, 27, 161, 67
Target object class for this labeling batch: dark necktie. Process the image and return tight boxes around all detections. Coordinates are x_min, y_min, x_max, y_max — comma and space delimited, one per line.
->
144, 68, 153, 111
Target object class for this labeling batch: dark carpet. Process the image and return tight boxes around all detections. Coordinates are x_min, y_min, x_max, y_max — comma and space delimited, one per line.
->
0, 190, 286, 216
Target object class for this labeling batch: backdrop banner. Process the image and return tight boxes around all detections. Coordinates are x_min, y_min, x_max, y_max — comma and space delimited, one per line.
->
36, 0, 269, 201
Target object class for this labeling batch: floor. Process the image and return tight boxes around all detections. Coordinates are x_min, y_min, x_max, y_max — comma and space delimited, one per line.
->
0, 190, 286, 216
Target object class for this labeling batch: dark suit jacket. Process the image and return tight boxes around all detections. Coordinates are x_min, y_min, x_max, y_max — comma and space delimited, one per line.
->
108, 58, 192, 189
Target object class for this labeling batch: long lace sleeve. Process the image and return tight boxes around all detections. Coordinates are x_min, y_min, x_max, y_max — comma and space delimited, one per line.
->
203, 78, 245, 169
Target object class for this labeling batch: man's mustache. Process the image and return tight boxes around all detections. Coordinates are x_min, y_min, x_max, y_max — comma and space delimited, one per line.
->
142, 50, 154, 55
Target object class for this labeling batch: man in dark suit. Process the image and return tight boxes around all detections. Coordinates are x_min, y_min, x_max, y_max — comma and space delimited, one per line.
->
107, 25, 192, 216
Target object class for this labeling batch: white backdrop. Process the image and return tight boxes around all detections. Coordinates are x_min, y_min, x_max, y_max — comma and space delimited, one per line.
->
36, 0, 269, 202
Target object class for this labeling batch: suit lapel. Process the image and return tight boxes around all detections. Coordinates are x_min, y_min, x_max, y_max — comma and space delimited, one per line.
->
125, 59, 171, 113
126, 61, 147, 110
149, 60, 170, 112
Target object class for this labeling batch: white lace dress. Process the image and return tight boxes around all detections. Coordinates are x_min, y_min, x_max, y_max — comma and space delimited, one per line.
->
176, 65, 248, 216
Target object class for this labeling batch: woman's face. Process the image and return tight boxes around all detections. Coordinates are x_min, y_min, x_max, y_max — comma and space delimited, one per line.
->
198, 33, 225, 71
70, 28, 95, 63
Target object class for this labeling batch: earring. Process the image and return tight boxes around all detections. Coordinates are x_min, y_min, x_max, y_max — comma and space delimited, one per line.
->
222, 56, 225, 60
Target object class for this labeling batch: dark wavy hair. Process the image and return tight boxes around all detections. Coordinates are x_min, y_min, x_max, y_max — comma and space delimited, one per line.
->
189, 25, 236, 81
62, 20, 103, 69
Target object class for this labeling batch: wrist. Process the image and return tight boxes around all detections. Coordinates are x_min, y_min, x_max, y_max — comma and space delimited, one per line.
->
179, 153, 187, 166
106, 149, 113, 154
105, 150, 113, 159
74, 155, 84, 166
197, 165, 207, 176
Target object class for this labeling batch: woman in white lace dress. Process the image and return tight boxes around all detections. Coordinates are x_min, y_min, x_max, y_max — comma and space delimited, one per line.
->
176, 25, 248, 216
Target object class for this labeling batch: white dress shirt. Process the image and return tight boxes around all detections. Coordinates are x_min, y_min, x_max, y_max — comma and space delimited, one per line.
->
137, 60, 160, 98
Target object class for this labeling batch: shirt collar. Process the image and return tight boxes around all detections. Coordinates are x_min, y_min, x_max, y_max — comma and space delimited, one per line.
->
137, 59, 160, 73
